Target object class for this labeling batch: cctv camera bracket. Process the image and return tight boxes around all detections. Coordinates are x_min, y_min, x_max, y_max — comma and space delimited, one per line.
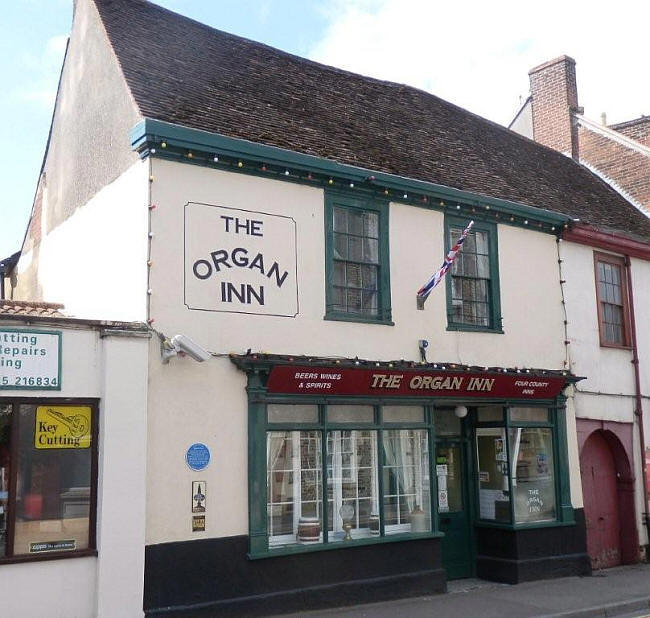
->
161, 338, 178, 364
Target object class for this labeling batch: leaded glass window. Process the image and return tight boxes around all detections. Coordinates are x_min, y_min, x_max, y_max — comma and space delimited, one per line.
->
445, 218, 500, 331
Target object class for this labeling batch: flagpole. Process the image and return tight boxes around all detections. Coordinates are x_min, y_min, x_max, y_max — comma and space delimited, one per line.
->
416, 220, 474, 309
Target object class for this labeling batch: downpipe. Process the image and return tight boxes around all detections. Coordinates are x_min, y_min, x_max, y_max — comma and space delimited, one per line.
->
624, 255, 650, 551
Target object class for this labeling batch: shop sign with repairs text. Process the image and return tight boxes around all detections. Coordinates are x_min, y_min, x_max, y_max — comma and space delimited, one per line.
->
266, 366, 567, 399
0, 329, 61, 390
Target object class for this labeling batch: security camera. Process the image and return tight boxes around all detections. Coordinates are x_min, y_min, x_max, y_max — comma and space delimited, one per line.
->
418, 339, 429, 362
161, 334, 212, 363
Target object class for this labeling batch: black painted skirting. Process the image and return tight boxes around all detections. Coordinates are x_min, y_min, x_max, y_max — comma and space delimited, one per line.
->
144, 510, 591, 616
144, 535, 446, 617
475, 509, 591, 584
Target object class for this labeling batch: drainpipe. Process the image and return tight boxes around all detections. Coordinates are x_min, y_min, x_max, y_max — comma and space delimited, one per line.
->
0, 260, 5, 300
624, 255, 650, 546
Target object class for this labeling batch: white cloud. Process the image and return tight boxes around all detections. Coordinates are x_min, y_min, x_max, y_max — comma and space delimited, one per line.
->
12, 34, 68, 110
308, 0, 650, 126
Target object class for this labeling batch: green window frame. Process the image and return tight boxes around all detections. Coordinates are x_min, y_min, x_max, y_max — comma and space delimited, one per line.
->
248, 394, 441, 559
324, 191, 392, 324
445, 216, 502, 333
473, 402, 574, 529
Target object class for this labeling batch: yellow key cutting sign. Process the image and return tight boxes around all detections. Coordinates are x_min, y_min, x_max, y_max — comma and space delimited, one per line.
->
34, 406, 91, 449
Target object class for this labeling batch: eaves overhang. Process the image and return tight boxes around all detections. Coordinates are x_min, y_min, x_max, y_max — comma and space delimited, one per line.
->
563, 224, 650, 261
230, 352, 583, 401
131, 118, 572, 234
230, 352, 582, 382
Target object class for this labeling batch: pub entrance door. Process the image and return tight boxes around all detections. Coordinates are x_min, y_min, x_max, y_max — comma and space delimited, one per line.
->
435, 408, 473, 580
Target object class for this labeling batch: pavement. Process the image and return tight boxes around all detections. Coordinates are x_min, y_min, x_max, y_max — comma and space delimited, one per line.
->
272, 563, 650, 618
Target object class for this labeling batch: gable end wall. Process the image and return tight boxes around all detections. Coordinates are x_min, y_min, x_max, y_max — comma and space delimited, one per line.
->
16, 0, 142, 299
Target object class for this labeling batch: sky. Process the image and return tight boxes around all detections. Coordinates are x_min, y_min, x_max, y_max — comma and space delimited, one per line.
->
1, 0, 649, 259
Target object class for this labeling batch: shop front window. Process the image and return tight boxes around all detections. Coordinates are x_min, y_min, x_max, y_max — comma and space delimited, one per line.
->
475, 406, 558, 525
383, 430, 430, 534
327, 430, 377, 541
265, 404, 431, 549
0, 401, 96, 560
509, 427, 555, 523
476, 428, 511, 522
267, 431, 322, 545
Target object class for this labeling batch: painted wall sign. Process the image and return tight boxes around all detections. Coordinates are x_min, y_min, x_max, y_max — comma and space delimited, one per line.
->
184, 202, 298, 317
34, 406, 91, 449
266, 366, 567, 399
0, 329, 61, 390
186, 443, 211, 471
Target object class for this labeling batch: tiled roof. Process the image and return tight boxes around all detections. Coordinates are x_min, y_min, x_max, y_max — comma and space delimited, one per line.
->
93, 0, 650, 242
0, 300, 67, 318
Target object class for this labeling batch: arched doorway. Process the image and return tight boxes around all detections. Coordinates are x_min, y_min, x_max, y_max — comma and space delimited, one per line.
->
580, 430, 638, 569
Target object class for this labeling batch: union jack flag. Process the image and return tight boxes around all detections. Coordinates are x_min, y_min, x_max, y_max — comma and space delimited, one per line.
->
417, 220, 474, 302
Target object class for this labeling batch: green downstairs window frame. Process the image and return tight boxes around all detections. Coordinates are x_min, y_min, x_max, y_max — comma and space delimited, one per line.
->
246, 373, 576, 559
324, 191, 392, 325
473, 401, 575, 530
247, 393, 442, 558
445, 215, 503, 333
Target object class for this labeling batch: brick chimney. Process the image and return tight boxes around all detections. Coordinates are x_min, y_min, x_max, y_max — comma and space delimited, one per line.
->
529, 55, 582, 160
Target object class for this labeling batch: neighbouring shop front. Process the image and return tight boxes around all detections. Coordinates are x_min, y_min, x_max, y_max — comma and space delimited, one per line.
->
0, 316, 149, 618
234, 355, 590, 593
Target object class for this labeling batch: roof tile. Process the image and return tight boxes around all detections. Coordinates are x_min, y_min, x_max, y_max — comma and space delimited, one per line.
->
92, 0, 650, 242
0, 300, 67, 318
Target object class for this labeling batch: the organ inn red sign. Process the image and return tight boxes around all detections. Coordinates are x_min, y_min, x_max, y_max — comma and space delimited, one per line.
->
266, 366, 567, 399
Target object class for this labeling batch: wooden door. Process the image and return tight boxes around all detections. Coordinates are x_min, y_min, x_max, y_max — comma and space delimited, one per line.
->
580, 432, 621, 569
437, 442, 472, 579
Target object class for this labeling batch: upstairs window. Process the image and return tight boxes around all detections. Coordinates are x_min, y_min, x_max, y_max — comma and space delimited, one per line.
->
445, 217, 502, 332
325, 192, 391, 324
594, 252, 630, 347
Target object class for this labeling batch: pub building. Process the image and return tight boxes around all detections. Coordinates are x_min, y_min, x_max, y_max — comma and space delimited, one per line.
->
225, 354, 586, 598
17, 1, 650, 616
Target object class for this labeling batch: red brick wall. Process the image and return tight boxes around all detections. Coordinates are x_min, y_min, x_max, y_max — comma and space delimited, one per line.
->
579, 126, 650, 215
529, 55, 580, 159
611, 117, 650, 148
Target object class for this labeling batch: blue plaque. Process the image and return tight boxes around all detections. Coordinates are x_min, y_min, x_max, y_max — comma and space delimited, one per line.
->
186, 443, 211, 471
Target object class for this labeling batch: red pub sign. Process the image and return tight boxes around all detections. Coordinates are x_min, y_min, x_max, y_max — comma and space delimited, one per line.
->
266, 366, 567, 399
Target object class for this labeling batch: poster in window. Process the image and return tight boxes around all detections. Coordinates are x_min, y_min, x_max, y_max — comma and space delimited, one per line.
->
494, 438, 506, 461
438, 489, 449, 512
34, 406, 91, 449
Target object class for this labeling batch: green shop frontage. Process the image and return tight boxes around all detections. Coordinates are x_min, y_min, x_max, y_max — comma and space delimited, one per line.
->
199, 355, 592, 615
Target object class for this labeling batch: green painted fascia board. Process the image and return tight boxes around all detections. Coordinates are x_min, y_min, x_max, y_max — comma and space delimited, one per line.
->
130, 118, 571, 226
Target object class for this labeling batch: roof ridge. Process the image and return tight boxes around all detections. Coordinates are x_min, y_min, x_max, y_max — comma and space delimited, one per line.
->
86, 0, 650, 242
576, 113, 650, 158
609, 115, 649, 130
4, 300, 65, 309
